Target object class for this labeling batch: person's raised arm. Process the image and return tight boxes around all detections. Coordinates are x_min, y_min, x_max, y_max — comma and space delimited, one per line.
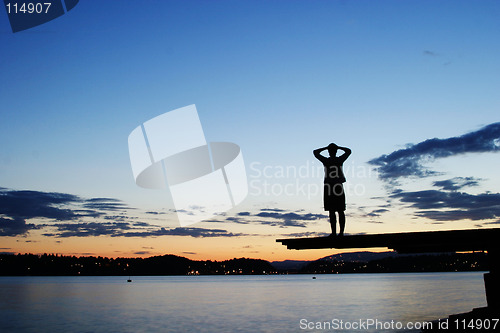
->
313, 146, 328, 163
337, 146, 352, 162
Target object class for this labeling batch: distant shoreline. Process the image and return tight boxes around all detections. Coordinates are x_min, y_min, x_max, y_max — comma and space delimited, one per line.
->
0, 251, 488, 276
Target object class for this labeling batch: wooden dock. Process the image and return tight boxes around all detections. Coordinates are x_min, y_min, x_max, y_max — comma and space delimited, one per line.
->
277, 228, 500, 253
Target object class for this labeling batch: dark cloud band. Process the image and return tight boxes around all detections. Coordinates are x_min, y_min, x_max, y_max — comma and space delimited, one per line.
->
369, 122, 500, 182
367, 123, 500, 225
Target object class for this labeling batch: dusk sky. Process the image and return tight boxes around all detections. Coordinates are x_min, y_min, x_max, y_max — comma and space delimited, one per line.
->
1, 0, 500, 261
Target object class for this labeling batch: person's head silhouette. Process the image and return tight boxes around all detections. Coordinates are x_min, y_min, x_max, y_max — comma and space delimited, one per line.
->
327, 143, 338, 157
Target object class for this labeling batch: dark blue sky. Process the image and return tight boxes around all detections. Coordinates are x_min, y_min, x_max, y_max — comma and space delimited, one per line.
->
1, 1, 500, 259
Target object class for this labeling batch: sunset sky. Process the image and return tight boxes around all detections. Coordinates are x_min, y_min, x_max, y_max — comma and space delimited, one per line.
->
1, 0, 500, 261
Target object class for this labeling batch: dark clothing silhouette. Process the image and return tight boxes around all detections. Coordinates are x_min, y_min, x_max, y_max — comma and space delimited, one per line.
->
320, 155, 347, 185
314, 143, 351, 236
323, 183, 346, 212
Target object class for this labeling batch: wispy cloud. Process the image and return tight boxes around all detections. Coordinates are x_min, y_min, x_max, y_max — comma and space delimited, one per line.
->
0, 188, 137, 237
228, 209, 327, 228
369, 122, 500, 183
133, 251, 151, 255
0, 187, 252, 238
83, 198, 131, 211
365, 208, 389, 217
0, 188, 132, 221
42, 222, 133, 238
41, 220, 248, 238
145, 211, 166, 215
0, 217, 38, 236
255, 211, 326, 227
281, 231, 330, 238
423, 50, 439, 57
117, 227, 246, 238
368, 123, 500, 225
391, 189, 500, 222
432, 177, 480, 191
0, 189, 83, 221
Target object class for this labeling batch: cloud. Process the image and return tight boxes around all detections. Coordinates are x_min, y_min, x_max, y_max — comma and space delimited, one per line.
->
224, 216, 248, 224
485, 221, 500, 225
133, 251, 150, 255
0, 188, 132, 222
369, 122, 500, 183
255, 210, 327, 228
43, 222, 134, 238
0, 187, 248, 238
281, 231, 331, 238
216, 209, 327, 228
365, 208, 389, 217
132, 221, 152, 227
0, 188, 135, 236
260, 208, 287, 212
367, 123, 500, 225
103, 215, 130, 222
145, 211, 166, 215
0, 187, 329, 238
423, 50, 439, 57
391, 189, 500, 221
0, 189, 82, 221
41, 219, 247, 238
0, 217, 38, 236
83, 198, 132, 211
117, 227, 246, 238
432, 177, 480, 191
237, 211, 251, 216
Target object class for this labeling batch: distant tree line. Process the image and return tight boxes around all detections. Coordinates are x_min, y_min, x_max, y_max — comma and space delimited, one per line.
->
0, 252, 489, 276
0, 253, 275, 276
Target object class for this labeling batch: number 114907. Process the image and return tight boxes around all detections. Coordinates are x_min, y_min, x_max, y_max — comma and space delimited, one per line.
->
6, 2, 52, 14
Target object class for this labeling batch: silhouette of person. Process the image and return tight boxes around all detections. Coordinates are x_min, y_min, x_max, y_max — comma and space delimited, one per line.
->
314, 143, 351, 236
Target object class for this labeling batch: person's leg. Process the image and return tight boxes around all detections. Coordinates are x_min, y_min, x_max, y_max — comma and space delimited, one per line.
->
338, 211, 345, 236
329, 211, 337, 235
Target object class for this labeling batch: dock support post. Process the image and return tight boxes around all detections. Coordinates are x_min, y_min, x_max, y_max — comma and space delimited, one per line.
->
484, 248, 500, 309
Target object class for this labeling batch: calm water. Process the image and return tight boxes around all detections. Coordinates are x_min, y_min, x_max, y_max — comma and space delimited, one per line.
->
0, 272, 487, 332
